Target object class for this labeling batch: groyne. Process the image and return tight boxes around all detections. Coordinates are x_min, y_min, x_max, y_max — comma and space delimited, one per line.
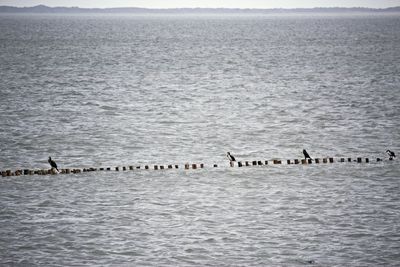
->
1, 156, 392, 177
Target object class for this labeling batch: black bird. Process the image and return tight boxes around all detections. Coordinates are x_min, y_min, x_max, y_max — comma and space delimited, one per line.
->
386, 150, 396, 160
48, 157, 59, 172
227, 152, 236, 162
303, 149, 312, 160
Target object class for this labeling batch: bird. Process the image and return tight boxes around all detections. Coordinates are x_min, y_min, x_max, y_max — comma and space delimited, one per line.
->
48, 157, 59, 172
386, 150, 396, 160
303, 149, 312, 160
227, 152, 236, 162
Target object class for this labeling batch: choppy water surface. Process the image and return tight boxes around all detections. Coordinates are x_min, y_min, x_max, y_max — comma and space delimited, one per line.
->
0, 14, 399, 266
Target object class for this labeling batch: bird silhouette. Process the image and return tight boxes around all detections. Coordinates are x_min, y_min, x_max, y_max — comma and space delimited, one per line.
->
303, 149, 312, 160
48, 157, 59, 172
227, 152, 236, 162
386, 150, 396, 160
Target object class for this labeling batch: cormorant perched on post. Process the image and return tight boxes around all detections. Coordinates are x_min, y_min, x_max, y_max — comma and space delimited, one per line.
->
48, 157, 59, 172
227, 152, 236, 162
386, 150, 396, 160
303, 149, 312, 160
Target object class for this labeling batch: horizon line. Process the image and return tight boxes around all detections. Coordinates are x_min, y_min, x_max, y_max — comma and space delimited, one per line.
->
1, 5, 400, 10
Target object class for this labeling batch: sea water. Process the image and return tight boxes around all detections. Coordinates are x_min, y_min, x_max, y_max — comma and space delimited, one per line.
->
0, 13, 399, 266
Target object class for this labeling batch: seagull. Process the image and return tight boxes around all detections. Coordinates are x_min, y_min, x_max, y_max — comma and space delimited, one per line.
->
48, 157, 59, 172
386, 150, 396, 160
227, 152, 236, 162
303, 149, 312, 160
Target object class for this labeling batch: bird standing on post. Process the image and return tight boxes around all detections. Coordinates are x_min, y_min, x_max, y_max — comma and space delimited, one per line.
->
386, 150, 396, 160
303, 149, 312, 160
48, 157, 59, 172
227, 152, 236, 162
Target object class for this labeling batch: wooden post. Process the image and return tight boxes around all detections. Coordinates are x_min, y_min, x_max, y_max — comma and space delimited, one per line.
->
294, 159, 299, 164
315, 158, 320, 164
329, 158, 334, 163
257, 161, 263, 165
287, 160, 291, 164
357, 158, 362, 163
308, 159, 312, 164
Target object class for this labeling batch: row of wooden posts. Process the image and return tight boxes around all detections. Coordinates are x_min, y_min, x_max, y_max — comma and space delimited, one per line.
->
1, 157, 387, 177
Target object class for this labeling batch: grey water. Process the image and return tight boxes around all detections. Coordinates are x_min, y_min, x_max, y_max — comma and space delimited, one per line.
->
0, 13, 399, 266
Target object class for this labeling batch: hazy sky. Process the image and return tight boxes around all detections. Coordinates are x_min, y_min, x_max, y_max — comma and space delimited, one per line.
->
1, 0, 400, 8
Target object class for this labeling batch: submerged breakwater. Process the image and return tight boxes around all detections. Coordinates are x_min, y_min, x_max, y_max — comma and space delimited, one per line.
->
1, 156, 392, 177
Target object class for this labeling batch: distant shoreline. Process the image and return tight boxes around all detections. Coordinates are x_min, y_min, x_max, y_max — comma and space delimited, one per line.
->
1, 5, 400, 14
